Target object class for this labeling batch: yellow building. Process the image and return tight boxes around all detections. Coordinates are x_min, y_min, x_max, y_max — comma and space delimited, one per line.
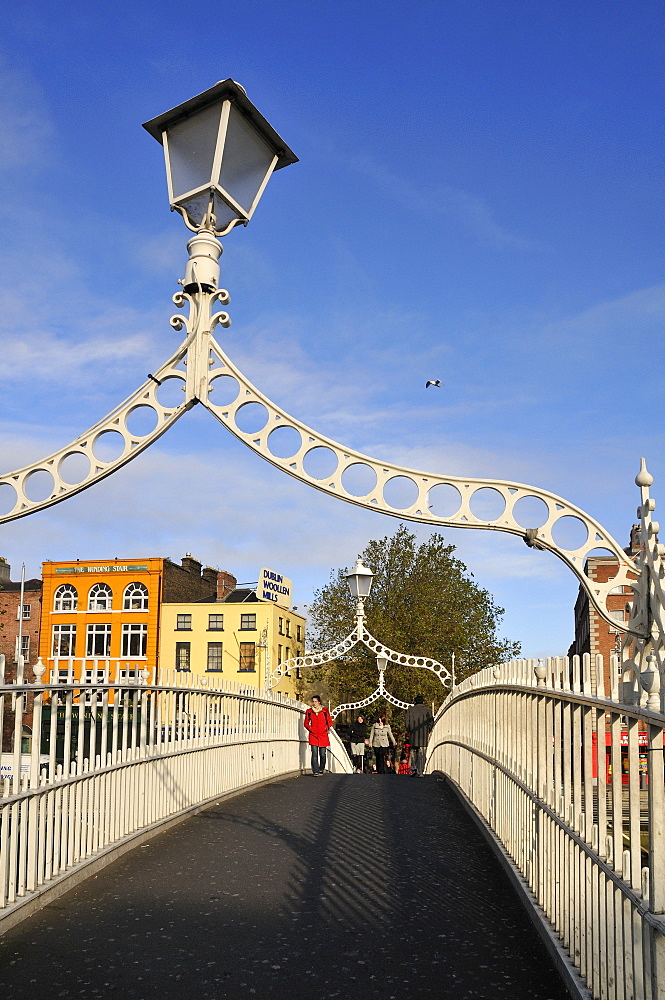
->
160, 582, 306, 698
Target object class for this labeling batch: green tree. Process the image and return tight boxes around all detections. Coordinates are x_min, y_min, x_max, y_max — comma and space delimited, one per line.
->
306, 525, 520, 711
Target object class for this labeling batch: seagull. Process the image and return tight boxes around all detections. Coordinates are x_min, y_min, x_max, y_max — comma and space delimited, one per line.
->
425, 379, 443, 388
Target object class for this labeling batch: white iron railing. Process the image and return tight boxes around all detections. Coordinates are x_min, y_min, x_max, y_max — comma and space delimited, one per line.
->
427, 654, 665, 1000
0, 657, 351, 923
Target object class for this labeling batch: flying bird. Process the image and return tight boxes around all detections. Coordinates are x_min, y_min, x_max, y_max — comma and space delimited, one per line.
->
425, 379, 443, 388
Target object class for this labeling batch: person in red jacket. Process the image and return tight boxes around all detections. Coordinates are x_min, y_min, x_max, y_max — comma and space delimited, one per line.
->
303, 695, 333, 775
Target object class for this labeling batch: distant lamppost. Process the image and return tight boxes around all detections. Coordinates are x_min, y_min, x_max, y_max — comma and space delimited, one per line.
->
345, 558, 374, 625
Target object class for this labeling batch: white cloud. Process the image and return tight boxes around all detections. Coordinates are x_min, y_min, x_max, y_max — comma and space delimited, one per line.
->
0, 60, 53, 171
346, 152, 542, 251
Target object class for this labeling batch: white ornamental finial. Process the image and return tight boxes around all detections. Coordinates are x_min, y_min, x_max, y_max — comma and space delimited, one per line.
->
636, 457, 654, 489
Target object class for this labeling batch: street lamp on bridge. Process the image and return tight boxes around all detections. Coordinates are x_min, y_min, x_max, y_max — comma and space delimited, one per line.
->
267, 556, 451, 709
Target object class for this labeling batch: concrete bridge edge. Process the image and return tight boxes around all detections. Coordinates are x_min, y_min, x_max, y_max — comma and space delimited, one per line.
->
433, 771, 594, 1000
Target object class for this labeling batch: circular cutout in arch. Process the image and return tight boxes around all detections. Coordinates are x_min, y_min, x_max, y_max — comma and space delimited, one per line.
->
24, 469, 55, 503
235, 402, 269, 434
209, 374, 240, 407
512, 495, 550, 530
0, 483, 18, 517
92, 430, 126, 464
469, 487, 506, 522
125, 405, 158, 438
427, 483, 462, 518
341, 463, 378, 498
551, 515, 589, 552
383, 476, 419, 510
156, 376, 186, 409
303, 447, 338, 481
59, 451, 91, 486
267, 425, 303, 460
584, 548, 620, 581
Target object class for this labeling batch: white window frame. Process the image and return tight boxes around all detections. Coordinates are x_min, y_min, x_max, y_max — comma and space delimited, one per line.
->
88, 582, 113, 611
123, 581, 149, 611
54, 584, 78, 612
86, 622, 112, 657
52, 623, 77, 657
121, 622, 148, 658
15, 635, 30, 662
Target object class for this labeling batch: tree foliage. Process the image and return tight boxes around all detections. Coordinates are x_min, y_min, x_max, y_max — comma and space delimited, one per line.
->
306, 526, 520, 712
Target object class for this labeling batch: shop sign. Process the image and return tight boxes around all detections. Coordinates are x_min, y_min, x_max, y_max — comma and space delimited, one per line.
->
258, 568, 292, 608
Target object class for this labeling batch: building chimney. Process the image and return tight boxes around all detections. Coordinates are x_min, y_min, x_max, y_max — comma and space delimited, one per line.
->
0, 558, 10, 585
627, 523, 644, 556
181, 553, 202, 577
201, 566, 218, 589
217, 571, 237, 602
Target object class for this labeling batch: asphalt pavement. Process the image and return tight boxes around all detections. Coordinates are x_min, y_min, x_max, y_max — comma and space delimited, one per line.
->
0, 772, 572, 999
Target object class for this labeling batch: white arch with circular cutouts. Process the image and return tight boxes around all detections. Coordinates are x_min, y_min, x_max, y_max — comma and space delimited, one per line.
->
0, 245, 651, 641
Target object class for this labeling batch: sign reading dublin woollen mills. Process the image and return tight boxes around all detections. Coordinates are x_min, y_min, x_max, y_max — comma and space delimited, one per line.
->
259, 568, 292, 608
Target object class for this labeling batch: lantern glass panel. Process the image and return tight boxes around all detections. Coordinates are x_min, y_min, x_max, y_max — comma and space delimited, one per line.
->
212, 193, 242, 231
219, 104, 276, 213
167, 103, 221, 200
177, 193, 213, 231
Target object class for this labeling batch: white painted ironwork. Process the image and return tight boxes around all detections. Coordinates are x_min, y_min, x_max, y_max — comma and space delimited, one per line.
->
0, 656, 351, 924
0, 231, 649, 640
427, 651, 665, 999
267, 615, 451, 690
331, 668, 413, 720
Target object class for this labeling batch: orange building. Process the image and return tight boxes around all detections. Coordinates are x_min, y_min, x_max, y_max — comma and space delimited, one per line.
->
39, 555, 220, 684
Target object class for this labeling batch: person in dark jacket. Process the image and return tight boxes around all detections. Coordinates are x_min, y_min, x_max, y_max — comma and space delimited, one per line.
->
404, 695, 434, 776
303, 695, 333, 775
348, 714, 368, 773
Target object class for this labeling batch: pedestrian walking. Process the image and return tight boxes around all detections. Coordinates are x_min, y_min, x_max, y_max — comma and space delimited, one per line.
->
404, 695, 434, 776
348, 713, 368, 773
303, 695, 333, 775
367, 714, 396, 773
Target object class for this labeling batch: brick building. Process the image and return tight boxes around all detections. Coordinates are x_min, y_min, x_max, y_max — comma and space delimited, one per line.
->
0, 558, 43, 752
568, 526, 639, 693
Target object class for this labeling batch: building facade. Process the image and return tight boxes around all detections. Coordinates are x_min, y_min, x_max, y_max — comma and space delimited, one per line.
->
160, 578, 305, 698
0, 559, 43, 752
568, 526, 639, 693
39, 555, 219, 684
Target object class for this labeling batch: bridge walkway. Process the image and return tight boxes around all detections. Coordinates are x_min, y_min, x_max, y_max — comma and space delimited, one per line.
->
0, 772, 571, 999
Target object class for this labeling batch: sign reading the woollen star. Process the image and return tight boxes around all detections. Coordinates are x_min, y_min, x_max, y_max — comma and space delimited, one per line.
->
259, 568, 292, 608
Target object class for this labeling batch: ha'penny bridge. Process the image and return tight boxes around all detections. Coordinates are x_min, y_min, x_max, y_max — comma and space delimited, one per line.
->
0, 82, 663, 1000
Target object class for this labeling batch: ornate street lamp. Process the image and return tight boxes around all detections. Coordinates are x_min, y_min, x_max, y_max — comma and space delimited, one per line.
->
143, 79, 298, 239
268, 557, 451, 696
345, 558, 374, 622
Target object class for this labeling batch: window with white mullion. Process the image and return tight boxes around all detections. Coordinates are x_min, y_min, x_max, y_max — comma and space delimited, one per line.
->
88, 582, 113, 611
54, 584, 78, 612
121, 622, 148, 657
86, 622, 112, 657
52, 623, 77, 657
123, 582, 149, 610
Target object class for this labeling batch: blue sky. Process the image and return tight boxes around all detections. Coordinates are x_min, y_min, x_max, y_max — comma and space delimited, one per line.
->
0, 0, 662, 658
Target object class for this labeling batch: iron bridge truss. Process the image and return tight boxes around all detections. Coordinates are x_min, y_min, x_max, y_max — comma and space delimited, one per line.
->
1, 237, 663, 704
